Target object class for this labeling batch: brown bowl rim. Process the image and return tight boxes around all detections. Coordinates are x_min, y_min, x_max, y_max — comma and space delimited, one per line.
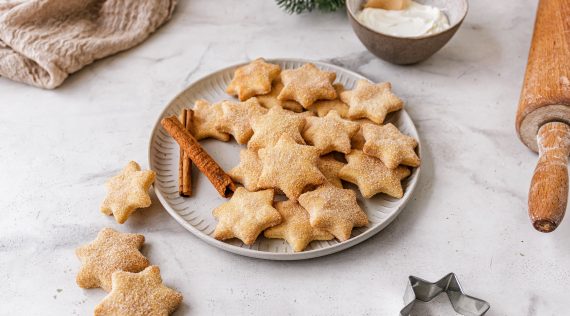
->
346, 0, 469, 40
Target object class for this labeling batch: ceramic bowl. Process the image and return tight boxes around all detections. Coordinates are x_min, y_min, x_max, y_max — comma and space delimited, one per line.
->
346, 0, 468, 64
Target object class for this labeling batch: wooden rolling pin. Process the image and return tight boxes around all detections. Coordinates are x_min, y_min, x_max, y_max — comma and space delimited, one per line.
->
517, 0, 570, 232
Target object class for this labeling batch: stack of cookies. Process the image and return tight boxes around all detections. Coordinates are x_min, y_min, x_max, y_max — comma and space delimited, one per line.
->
183, 58, 420, 252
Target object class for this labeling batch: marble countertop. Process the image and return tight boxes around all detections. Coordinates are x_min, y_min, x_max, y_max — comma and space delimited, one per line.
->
2, 0, 568, 315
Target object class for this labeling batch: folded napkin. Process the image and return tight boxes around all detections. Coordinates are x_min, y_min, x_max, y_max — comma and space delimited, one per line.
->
0, 0, 176, 89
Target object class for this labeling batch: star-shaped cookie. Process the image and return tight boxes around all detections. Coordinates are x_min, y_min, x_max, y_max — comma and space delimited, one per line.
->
302, 110, 360, 155
94, 266, 183, 316
226, 58, 281, 101
308, 83, 349, 118
190, 99, 230, 141
248, 106, 306, 151
278, 63, 337, 108
317, 155, 345, 188
362, 123, 420, 169
228, 149, 263, 191
340, 80, 403, 124
101, 161, 156, 224
258, 135, 325, 200
213, 187, 281, 245
215, 98, 268, 144
298, 185, 368, 241
76, 228, 149, 292
339, 150, 410, 198
256, 78, 304, 112
264, 200, 334, 252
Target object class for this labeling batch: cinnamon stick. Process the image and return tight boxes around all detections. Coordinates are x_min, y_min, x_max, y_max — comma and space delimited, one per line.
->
161, 115, 235, 198
178, 109, 193, 197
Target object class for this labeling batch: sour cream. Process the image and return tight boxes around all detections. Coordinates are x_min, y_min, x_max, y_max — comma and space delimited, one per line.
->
357, 1, 450, 38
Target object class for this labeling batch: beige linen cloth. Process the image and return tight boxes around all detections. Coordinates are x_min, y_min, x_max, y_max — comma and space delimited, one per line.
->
0, 0, 176, 89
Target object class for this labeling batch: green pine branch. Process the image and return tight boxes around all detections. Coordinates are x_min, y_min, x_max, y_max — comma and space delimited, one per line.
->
276, 0, 346, 14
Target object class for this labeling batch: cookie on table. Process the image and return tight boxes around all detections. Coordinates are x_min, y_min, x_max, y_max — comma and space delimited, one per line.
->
256, 78, 305, 112
248, 106, 306, 151
298, 184, 368, 241
308, 83, 349, 118
215, 98, 267, 144
302, 110, 360, 155
101, 161, 156, 224
94, 266, 183, 316
190, 99, 230, 141
228, 149, 263, 191
317, 155, 345, 188
226, 58, 281, 101
278, 63, 337, 108
339, 150, 410, 198
212, 187, 281, 245
76, 228, 149, 292
340, 80, 403, 124
264, 200, 334, 252
362, 123, 420, 169
257, 135, 325, 200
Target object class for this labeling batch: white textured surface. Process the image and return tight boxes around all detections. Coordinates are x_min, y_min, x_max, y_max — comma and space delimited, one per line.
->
150, 59, 420, 260
1, 0, 568, 315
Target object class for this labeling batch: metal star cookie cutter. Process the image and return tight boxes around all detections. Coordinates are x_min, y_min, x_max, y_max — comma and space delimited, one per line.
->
399, 273, 490, 316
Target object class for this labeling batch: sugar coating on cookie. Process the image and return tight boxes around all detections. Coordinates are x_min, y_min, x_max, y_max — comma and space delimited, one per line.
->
264, 200, 334, 252
75, 228, 149, 292
302, 110, 360, 155
226, 58, 281, 101
278, 63, 337, 108
228, 149, 264, 191
100, 161, 156, 224
362, 123, 420, 169
190, 99, 230, 141
298, 184, 368, 241
94, 266, 183, 316
341, 80, 403, 124
248, 106, 306, 151
215, 98, 267, 144
212, 187, 281, 245
257, 135, 325, 200
339, 150, 410, 198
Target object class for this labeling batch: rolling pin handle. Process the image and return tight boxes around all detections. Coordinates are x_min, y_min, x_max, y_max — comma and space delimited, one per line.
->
528, 122, 570, 232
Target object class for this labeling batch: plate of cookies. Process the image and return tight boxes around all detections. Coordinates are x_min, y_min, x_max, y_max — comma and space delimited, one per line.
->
149, 58, 421, 260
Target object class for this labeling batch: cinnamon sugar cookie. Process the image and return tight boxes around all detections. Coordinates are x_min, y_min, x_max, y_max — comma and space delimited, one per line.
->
258, 135, 325, 200
256, 78, 305, 112
101, 161, 156, 224
76, 228, 149, 292
278, 63, 337, 108
339, 150, 410, 198
298, 185, 368, 241
190, 99, 230, 141
308, 83, 349, 118
302, 110, 360, 155
351, 118, 377, 150
264, 200, 334, 252
94, 266, 183, 316
362, 123, 420, 169
248, 106, 306, 151
226, 58, 281, 101
341, 80, 403, 124
215, 98, 267, 144
213, 187, 281, 245
228, 149, 263, 191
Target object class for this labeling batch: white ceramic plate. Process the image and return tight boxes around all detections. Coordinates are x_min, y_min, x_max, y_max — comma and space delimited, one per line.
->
149, 59, 421, 260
